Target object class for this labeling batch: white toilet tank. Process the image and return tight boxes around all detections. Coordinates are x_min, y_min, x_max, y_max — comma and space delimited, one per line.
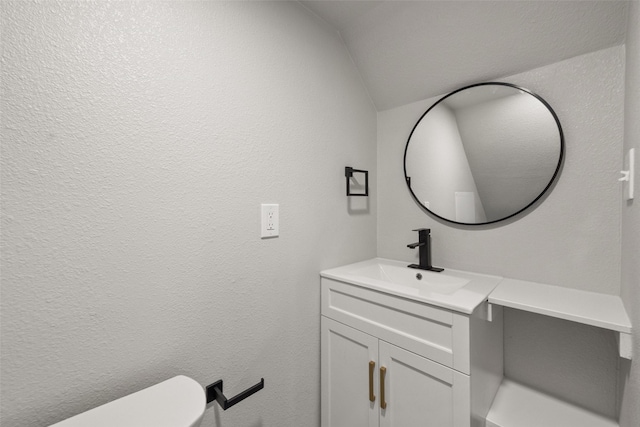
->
50, 376, 206, 427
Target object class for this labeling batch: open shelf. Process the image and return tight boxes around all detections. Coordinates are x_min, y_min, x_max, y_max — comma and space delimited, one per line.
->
486, 280, 630, 426
488, 278, 632, 359
488, 278, 631, 333
485, 379, 618, 427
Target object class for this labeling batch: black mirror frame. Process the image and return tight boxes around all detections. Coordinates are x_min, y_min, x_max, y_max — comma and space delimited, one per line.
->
403, 82, 565, 226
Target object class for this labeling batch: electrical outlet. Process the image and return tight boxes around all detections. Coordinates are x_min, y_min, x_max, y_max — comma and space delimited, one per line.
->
261, 204, 279, 238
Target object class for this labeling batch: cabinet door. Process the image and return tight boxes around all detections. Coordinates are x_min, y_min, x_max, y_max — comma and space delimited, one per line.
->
322, 317, 379, 427
379, 341, 470, 427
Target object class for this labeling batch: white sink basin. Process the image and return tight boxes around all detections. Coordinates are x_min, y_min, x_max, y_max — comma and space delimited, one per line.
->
320, 258, 502, 313
349, 262, 470, 294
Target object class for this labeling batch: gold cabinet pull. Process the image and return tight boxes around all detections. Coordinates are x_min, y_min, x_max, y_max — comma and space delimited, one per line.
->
380, 366, 387, 409
369, 361, 376, 402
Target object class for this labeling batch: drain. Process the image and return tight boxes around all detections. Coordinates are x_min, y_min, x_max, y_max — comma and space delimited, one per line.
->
416, 273, 423, 280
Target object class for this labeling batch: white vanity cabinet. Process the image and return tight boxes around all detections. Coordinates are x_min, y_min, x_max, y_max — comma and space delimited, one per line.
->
320, 276, 503, 427
322, 317, 470, 427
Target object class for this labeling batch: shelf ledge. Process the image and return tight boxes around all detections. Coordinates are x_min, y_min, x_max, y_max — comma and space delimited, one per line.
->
488, 278, 631, 333
488, 278, 632, 359
486, 379, 618, 427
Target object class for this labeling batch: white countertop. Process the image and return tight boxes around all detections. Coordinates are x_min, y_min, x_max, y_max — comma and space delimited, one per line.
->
321, 258, 502, 314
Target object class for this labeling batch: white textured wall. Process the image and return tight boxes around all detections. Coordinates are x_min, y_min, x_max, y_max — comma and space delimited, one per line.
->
377, 46, 624, 417
0, 2, 376, 426
619, 1, 640, 425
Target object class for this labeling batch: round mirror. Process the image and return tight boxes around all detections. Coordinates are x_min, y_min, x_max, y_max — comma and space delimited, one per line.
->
404, 82, 564, 225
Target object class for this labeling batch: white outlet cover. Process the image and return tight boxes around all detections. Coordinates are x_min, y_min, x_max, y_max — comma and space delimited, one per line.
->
261, 204, 279, 238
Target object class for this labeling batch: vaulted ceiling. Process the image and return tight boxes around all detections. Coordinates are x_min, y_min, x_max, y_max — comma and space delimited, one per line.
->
300, 1, 629, 111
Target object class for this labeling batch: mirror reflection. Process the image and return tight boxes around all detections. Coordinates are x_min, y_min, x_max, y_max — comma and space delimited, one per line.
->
404, 82, 563, 225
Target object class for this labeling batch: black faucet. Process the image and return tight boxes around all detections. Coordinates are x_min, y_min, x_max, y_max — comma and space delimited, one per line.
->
407, 228, 444, 272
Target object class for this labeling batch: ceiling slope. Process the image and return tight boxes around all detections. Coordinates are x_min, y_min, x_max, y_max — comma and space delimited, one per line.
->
301, 1, 629, 111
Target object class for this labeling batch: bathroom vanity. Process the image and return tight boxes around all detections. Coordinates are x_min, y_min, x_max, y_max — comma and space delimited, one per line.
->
320, 258, 632, 427
320, 258, 504, 427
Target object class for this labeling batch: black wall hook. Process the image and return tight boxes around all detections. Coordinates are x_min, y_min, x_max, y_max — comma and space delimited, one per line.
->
206, 378, 264, 410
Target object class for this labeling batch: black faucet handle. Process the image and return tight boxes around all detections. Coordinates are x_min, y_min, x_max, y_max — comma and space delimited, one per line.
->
412, 228, 431, 233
